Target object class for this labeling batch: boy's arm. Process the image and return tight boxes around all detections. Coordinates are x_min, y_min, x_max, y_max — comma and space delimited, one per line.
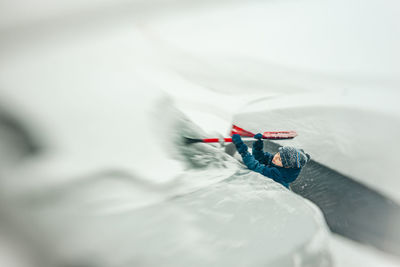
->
232, 134, 283, 182
252, 138, 265, 162
252, 134, 274, 165
241, 150, 283, 182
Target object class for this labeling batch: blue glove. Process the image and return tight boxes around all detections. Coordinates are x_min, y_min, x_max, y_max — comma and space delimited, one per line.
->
237, 143, 248, 154
254, 133, 263, 140
232, 134, 244, 146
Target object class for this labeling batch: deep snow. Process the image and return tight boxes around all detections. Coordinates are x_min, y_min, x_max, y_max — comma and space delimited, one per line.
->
0, 17, 332, 266
0, 0, 400, 266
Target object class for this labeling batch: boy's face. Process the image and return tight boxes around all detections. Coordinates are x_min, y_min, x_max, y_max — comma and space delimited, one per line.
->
272, 152, 283, 167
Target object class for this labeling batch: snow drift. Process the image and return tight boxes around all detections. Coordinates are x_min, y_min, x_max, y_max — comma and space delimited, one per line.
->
0, 93, 333, 267
0, 16, 333, 265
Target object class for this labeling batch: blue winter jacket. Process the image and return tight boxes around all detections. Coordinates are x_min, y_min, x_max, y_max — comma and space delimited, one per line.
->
235, 138, 301, 189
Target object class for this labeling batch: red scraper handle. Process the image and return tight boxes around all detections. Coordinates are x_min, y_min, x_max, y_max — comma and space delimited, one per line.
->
185, 132, 297, 144
184, 125, 297, 144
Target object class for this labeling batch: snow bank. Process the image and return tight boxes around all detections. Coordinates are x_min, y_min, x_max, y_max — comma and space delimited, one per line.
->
0, 89, 333, 267
1, 153, 333, 267
0, 15, 333, 266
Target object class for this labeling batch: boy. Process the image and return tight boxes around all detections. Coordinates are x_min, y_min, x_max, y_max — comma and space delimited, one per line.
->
232, 133, 311, 189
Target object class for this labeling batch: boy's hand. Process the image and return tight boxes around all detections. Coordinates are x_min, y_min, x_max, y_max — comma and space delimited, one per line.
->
254, 133, 263, 140
232, 134, 244, 146
232, 134, 248, 154
252, 133, 264, 150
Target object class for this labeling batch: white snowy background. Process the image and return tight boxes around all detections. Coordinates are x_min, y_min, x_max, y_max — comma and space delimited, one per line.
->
0, 0, 400, 266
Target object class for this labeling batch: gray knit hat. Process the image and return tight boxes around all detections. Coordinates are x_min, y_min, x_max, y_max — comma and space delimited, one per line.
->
278, 146, 311, 169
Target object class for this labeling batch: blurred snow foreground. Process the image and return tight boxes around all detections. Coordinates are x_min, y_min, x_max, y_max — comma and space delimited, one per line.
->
0, 86, 333, 266
0, 95, 332, 267
0, 4, 334, 266
0, 47, 332, 265
1, 0, 400, 266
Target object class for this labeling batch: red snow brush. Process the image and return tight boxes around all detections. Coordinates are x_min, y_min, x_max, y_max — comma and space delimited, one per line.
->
184, 125, 297, 144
